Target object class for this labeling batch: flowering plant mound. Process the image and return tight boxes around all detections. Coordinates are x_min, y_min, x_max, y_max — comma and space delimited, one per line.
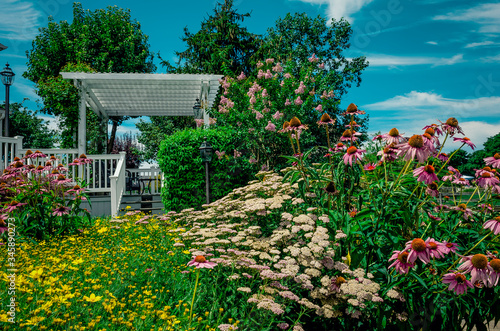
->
0, 151, 92, 241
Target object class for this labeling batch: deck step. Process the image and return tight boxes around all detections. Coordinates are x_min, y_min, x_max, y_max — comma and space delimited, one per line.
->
121, 200, 163, 204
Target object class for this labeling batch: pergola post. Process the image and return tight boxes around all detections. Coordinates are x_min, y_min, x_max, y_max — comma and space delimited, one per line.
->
202, 82, 210, 129
78, 81, 86, 157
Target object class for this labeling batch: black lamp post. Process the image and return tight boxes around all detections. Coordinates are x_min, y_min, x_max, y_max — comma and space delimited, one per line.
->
0, 63, 15, 137
193, 98, 203, 127
199, 137, 213, 204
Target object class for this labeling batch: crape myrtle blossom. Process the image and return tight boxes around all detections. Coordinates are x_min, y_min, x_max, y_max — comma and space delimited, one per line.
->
308, 53, 319, 63
397, 135, 432, 163
483, 216, 500, 235
413, 165, 439, 185
265, 121, 276, 132
343, 147, 366, 166
484, 153, 500, 168
453, 137, 476, 150
442, 272, 474, 295
388, 250, 415, 274
457, 254, 493, 284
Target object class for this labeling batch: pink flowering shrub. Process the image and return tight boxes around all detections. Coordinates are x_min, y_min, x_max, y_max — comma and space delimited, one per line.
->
0, 151, 92, 241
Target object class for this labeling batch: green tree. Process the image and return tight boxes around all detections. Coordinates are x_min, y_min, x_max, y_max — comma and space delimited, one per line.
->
461, 132, 500, 175
1, 101, 57, 148
136, 116, 195, 161
160, 0, 260, 76
448, 149, 470, 173
24, 2, 155, 152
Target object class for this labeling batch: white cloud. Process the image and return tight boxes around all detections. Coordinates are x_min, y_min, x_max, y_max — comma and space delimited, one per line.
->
426, 41, 438, 45
464, 41, 496, 48
364, 53, 465, 67
0, 0, 44, 41
434, 3, 500, 34
481, 54, 500, 62
293, 0, 375, 23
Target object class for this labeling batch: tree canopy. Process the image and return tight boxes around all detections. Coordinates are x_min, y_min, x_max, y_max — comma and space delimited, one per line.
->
1, 101, 57, 148
24, 2, 156, 152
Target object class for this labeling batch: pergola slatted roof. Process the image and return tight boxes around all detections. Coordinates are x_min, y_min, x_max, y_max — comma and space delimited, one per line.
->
59, 72, 223, 155
60, 72, 223, 117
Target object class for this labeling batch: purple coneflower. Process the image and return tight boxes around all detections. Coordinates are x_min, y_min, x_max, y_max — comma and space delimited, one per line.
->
343, 146, 365, 166
317, 113, 335, 126
405, 238, 430, 264
487, 259, 500, 287
425, 238, 447, 259
423, 123, 443, 136
67, 185, 85, 194
483, 216, 500, 235
342, 103, 365, 116
484, 153, 500, 169
52, 205, 71, 216
458, 254, 493, 284
388, 250, 415, 274
377, 143, 398, 162
397, 135, 431, 163
477, 171, 500, 188
442, 272, 473, 295
3, 200, 28, 213
27, 150, 48, 159
452, 203, 473, 220
340, 129, 361, 142
187, 255, 218, 269
440, 117, 464, 136
422, 133, 437, 153
453, 137, 475, 150
441, 241, 458, 254
452, 177, 470, 186
426, 182, 439, 197
52, 174, 71, 185
437, 153, 449, 162
333, 142, 347, 153
382, 128, 405, 145
413, 165, 439, 185
345, 120, 360, 129
364, 163, 377, 171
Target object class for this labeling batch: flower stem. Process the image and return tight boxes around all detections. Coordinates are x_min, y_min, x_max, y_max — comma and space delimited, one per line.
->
188, 269, 200, 330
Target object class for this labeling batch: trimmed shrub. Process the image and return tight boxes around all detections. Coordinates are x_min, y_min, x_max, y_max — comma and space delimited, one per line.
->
158, 126, 257, 212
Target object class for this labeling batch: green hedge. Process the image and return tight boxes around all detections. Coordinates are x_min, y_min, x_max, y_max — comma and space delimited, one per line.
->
157, 127, 257, 212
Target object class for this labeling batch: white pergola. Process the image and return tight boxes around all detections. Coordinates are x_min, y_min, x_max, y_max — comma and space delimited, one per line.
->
60, 72, 223, 156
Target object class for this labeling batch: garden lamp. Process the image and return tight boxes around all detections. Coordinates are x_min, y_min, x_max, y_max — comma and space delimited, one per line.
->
193, 98, 203, 119
199, 137, 214, 204
0, 63, 15, 137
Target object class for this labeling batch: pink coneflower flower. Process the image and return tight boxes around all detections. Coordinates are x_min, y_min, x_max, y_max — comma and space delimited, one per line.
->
340, 129, 361, 142
442, 272, 473, 295
317, 113, 335, 126
397, 135, 431, 163
343, 146, 365, 166
382, 128, 405, 145
453, 137, 475, 150
405, 238, 430, 264
372, 134, 383, 141
427, 211, 442, 222
477, 171, 500, 188
342, 103, 365, 116
33, 165, 46, 174
422, 133, 437, 153
48, 169, 60, 178
458, 254, 493, 284
437, 153, 449, 162
187, 255, 217, 269
426, 182, 439, 197
287, 117, 308, 133
25, 150, 47, 159
483, 216, 500, 235
52, 174, 72, 185
3, 200, 28, 213
442, 171, 456, 182
413, 165, 439, 185
425, 238, 447, 259
452, 203, 473, 220
333, 142, 347, 153
474, 166, 493, 178
67, 185, 85, 194
440, 117, 464, 136
55, 163, 69, 172
452, 177, 470, 186
423, 123, 443, 136
265, 121, 276, 132
388, 250, 415, 274
441, 241, 459, 254
345, 120, 360, 129
364, 163, 377, 171
484, 153, 500, 169
487, 259, 500, 287
52, 205, 71, 216
378, 143, 398, 162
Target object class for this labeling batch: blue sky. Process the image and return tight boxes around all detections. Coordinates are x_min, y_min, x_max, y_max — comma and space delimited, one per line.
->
0, 0, 499, 152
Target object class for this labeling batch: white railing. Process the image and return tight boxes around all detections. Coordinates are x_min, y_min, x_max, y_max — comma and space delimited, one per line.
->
0, 136, 23, 171
18, 148, 79, 180
127, 167, 163, 195
109, 152, 126, 217
83, 154, 122, 193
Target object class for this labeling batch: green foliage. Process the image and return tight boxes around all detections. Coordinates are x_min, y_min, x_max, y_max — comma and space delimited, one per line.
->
24, 2, 156, 149
136, 116, 195, 161
1, 102, 57, 148
461, 132, 500, 175
448, 148, 470, 173
110, 132, 142, 169
256, 13, 369, 100
160, 0, 259, 76
0, 154, 92, 241
157, 126, 256, 212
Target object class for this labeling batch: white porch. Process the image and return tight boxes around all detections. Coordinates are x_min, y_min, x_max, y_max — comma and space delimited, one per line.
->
0, 73, 222, 217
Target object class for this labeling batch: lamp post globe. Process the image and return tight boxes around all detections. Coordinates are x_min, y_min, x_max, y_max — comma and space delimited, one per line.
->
193, 98, 203, 120
0, 63, 15, 137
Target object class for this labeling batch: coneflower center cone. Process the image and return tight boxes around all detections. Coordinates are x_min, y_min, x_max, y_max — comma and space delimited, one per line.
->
411, 238, 426, 252
424, 165, 435, 173
388, 128, 399, 136
471, 254, 488, 269
490, 259, 500, 273
425, 128, 435, 136
408, 135, 424, 148
194, 255, 207, 263
398, 251, 409, 263
455, 274, 466, 284
446, 117, 459, 127
346, 146, 357, 155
